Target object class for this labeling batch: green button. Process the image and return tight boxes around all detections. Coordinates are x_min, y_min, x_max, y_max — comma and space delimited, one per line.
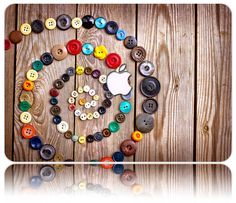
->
108, 121, 120, 133
19, 101, 31, 111
32, 60, 43, 71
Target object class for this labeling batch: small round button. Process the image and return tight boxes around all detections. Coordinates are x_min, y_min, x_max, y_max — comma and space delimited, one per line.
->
120, 139, 137, 156
68, 97, 75, 104
19, 101, 31, 112
30, 136, 42, 150
109, 121, 120, 133
113, 164, 124, 174
66, 39, 82, 55
116, 29, 126, 40
51, 44, 68, 61
40, 165, 56, 182
20, 23, 32, 35
140, 77, 161, 97
71, 134, 79, 142
112, 151, 124, 162
120, 170, 137, 186
71, 90, 78, 98
22, 80, 34, 91
131, 46, 146, 62
9, 31, 22, 44
139, 60, 155, 76
79, 136, 86, 144
45, 18, 56, 30
91, 69, 101, 79
124, 36, 137, 49
84, 67, 93, 75
119, 101, 132, 114
136, 113, 154, 133
54, 153, 64, 162
105, 53, 121, 69
40, 52, 53, 65
93, 111, 100, 119
84, 102, 91, 109
40, 144, 56, 160
82, 43, 94, 55
80, 113, 87, 121
61, 73, 70, 82
57, 121, 69, 133
131, 131, 143, 142
67, 67, 75, 76
50, 97, 58, 105
5, 39, 11, 50
53, 79, 64, 89
86, 134, 94, 143
89, 89, 96, 96
101, 157, 114, 169
95, 17, 107, 29
21, 124, 36, 139
142, 98, 158, 114
74, 109, 81, 117
98, 106, 106, 115
105, 21, 119, 35
79, 98, 86, 106
76, 65, 84, 75
87, 113, 93, 120
115, 113, 126, 123
93, 95, 99, 101
26, 69, 38, 81
102, 128, 111, 137
32, 60, 43, 71
94, 132, 103, 142
50, 88, 59, 97
121, 90, 132, 101
57, 14, 72, 30
69, 103, 76, 111
99, 75, 107, 84
93, 45, 108, 60
102, 98, 112, 108
82, 15, 95, 29
30, 176, 42, 188
50, 105, 61, 116
103, 83, 109, 91
72, 17, 82, 29
20, 112, 32, 123
90, 100, 97, 107
83, 85, 90, 92
53, 115, 62, 124
31, 19, 44, 33
64, 130, 73, 139
105, 91, 113, 99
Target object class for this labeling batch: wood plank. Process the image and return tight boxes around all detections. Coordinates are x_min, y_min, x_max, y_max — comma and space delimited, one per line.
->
5, 4, 16, 160
196, 5, 232, 161
13, 4, 76, 161
136, 5, 195, 161
74, 4, 136, 161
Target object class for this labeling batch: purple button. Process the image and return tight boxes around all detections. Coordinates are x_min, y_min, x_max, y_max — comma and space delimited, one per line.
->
91, 69, 101, 79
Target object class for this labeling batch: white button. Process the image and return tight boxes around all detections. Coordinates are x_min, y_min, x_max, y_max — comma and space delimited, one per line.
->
74, 109, 81, 117
78, 86, 84, 93
93, 111, 100, 119
99, 75, 107, 84
89, 89, 96, 96
57, 121, 69, 133
80, 113, 87, 121
84, 102, 91, 109
71, 91, 79, 98
90, 100, 97, 107
83, 85, 90, 93
20, 112, 32, 123
68, 97, 75, 104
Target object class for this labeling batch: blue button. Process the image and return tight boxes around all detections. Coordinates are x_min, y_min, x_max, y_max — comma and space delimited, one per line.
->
95, 17, 107, 29
30, 176, 43, 188
119, 101, 132, 114
116, 29, 126, 40
53, 115, 61, 124
112, 151, 124, 162
112, 164, 124, 175
30, 136, 43, 150
50, 97, 58, 105
82, 43, 94, 55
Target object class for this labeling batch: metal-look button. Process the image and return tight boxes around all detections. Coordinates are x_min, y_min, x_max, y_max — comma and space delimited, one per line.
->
140, 77, 161, 97
50, 105, 61, 116
53, 79, 64, 89
120, 139, 137, 156
139, 60, 155, 76
57, 14, 72, 30
105, 21, 119, 35
40, 52, 54, 65
115, 113, 126, 123
142, 98, 158, 114
40, 165, 56, 182
82, 15, 95, 29
131, 46, 146, 62
124, 36, 137, 49
51, 44, 68, 61
136, 113, 154, 133
39, 144, 56, 160
120, 170, 137, 186
31, 19, 44, 33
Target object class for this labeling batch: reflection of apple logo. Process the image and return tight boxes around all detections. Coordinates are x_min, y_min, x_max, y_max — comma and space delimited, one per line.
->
107, 64, 132, 96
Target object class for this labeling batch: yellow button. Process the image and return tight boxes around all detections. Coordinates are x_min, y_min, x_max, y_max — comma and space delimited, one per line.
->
94, 45, 108, 60
79, 98, 86, 106
87, 113, 93, 120
20, 23, 32, 35
72, 17, 82, 29
93, 95, 99, 101
45, 18, 56, 30
20, 112, 32, 123
26, 69, 38, 81
78, 136, 86, 144
78, 86, 83, 93
76, 66, 84, 75
79, 181, 86, 190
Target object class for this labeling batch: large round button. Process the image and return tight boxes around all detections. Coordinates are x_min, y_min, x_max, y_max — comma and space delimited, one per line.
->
32, 60, 43, 71
102, 128, 111, 137
120, 139, 137, 156
20, 112, 32, 123
66, 39, 82, 55
131, 46, 146, 62
56, 121, 69, 133
40, 165, 56, 182
31, 19, 44, 33
139, 60, 155, 76
50, 105, 61, 116
56, 14, 72, 30
26, 69, 38, 81
115, 113, 126, 123
116, 29, 126, 40
40, 52, 54, 65
120, 170, 137, 186
124, 36, 137, 49
105, 21, 119, 34
136, 113, 154, 133
82, 43, 94, 55
20, 23, 31, 35
53, 79, 64, 89
39, 144, 56, 160
51, 44, 68, 61
21, 124, 36, 139
45, 18, 56, 30
142, 98, 158, 114
113, 164, 124, 174
112, 151, 124, 162
108, 121, 120, 133
94, 132, 103, 142
95, 17, 106, 29
119, 101, 132, 114
140, 77, 161, 97
105, 53, 121, 69
82, 15, 95, 29
19, 101, 31, 112
29, 136, 42, 150
20, 90, 34, 105
93, 45, 108, 60
9, 30, 22, 44
71, 17, 82, 29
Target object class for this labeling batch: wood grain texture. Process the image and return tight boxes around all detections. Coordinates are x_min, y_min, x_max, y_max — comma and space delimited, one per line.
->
135, 5, 195, 161
196, 5, 232, 161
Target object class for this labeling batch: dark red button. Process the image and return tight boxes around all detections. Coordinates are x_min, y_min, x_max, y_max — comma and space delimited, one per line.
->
105, 53, 122, 69
66, 39, 82, 55
5, 39, 11, 50
50, 88, 59, 97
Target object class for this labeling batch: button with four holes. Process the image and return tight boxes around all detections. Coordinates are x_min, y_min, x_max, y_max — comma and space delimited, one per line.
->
31, 19, 44, 33
20, 23, 32, 35
124, 36, 137, 49
53, 79, 64, 89
40, 52, 54, 65
20, 112, 32, 123
142, 98, 158, 114
72, 17, 82, 29
26, 69, 38, 81
32, 60, 43, 71
131, 46, 146, 62
23, 80, 34, 91
21, 124, 36, 139
45, 18, 56, 30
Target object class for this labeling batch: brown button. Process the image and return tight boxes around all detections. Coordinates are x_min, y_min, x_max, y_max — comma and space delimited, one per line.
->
102, 128, 111, 137
51, 44, 68, 61
131, 46, 146, 62
102, 98, 112, 108
115, 113, 126, 123
53, 79, 64, 89
9, 30, 23, 44
120, 139, 137, 156
19, 90, 34, 105
50, 105, 61, 116
64, 130, 73, 139
120, 170, 137, 186
84, 67, 93, 75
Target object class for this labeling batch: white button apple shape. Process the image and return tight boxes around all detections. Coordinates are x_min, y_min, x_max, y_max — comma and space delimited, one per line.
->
107, 64, 132, 96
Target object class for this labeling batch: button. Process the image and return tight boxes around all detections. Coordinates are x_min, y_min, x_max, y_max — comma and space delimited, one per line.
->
74, 109, 81, 117
132, 184, 143, 195
140, 77, 161, 97
105, 21, 119, 34
30, 176, 42, 188
66, 39, 82, 55
93, 95, 99, 101
20, 112, 32, 123
115, 113, 126, 123
54, 153, 64, 162
84, 67, 93, 75
136, 113, 154, 133
112, 151, 124, 162
91, 69, 101, 79
20, 23, 32, 35
131, 46, 146, 62
71, 90, 78, 98
45, 18, 56, 30
79, 136, 86, 144
9, 30, 22, 44
102, 99, 112, 108
105, 53, 121, 69
94, 132, 103, 142
113, 164, 124, 174
40, 52, 53, 65
5, 39, 11, 50
72, 17, 82, 29
83, 85, 90, 92
72, 134, 79, 142
79, 98, 86, 106
103, 83, 109, 91
19, 101, 31, 112
102, 128, 111, 137
120, 170, 137, 186
120, 139, 137, 156
105, 91, 113, 99
68, 104, 76, 111
84, 102, 91, 109
20, 90, 34, 105
86, 135, 94, 143
99, 75, 107, 84
30, 136, 42, 150
31, 19, 44, 33
131, 131, 143, 142
40, 165, 56, 182
67, 67, 75, 76
89, 89, 96, 96
108, 121, 120, 133
93, 45, 108, 60
139, 60, 155, 76
51, 44, 68, 61
98, 106, 106, 115
26, 69, 38, 81
56, 14, 72, 30
142, 98, 158, 114
39, 144, 56, 160
121, 90, 132, 101
93, 111, 100, 119
100, 157, 114, 169
23, 80, 34, 91
90, 100, 97, 107
53, 115, 62, 124
53, 79, 64, 89
80, 113, 87, 121
119, 101, 132, 114
116, 29, 126, 40
50, 88, 59, 97
124, 36, 137, 49
61, 73, 70, 82
50, 97, 58, 105
77, 86, 83, 94
50, 105, 61, 116
32, 60, 43, 71
21, 124, 35, 139
87, 113, 93, 120
76, 65, 84, 75
95, 17, 106, 29
57, 121, 69, 133
82, 15, 95, 29
64, 130, 73, 139
82, 43, 94, 55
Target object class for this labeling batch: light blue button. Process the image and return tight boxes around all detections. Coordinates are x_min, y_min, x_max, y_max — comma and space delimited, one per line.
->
82, 43, 94, 55
116, 29, 126, 40
95, 17, 107, 29
119, 101, 132, 114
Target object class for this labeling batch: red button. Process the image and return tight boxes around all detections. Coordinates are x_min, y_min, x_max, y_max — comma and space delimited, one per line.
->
21, 124, 36, 139
101, 157, 114, 169
66, 39, 82, 55
50, 88, 59, 97
68, 104, 76, 111
5, 39, 11, 50
105, 53, 122, 69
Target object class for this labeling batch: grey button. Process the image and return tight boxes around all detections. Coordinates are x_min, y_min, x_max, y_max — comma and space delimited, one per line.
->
121, 90, 132, 101
94, 132, 103, 142
56, 14, 72, 30
66, 67, 75, 76
142, 98, 158, 114
140, 77, 160, 98
39, 144, 56, 160
139, 60, 155, 76
40, 165, 56, 182
105, 91, 113, 99
136, 113, 154, 133
120, 170, 137, 186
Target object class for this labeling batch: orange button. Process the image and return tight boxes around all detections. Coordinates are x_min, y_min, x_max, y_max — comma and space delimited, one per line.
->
101, 157, 114, 169
131, 131, 143, 142
21, 124, 36, 139
23, 80, 34, 91
78, 98, 86, 106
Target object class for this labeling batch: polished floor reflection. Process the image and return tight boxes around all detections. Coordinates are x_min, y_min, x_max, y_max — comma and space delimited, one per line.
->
5, 164, 231, 197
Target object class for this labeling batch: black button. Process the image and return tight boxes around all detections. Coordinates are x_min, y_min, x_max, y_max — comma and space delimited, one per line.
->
40, 165, 56, 182
53, 115, 62, 124
102, 99, 112, 108
124, 36, 137, 49
86, 135, 94, 143
82, 15, 95, 29
31, 19, 44, 33
56, 14, 72, 30
103, 83, 109, 91
94, 132, 103, 142
39, 144, 56, 160
140, 76, 161, 97
105, 21, 119, 34
61, 73, 70, 82
105, 91, 113, 99
40, 52, 53, 65
142, 98, 158, 114
98, 106, 106, 115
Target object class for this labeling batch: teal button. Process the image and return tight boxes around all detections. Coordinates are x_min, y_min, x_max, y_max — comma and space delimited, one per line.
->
119, 101, 132, 114
32, 60, 43, 71
95, 17, 107, 29
82, 43, 94, 55
108, 121, 120, 133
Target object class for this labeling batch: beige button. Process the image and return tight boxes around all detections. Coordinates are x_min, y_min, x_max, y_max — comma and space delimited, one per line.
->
51, 44, 68, 61
54, 153, 64, 162
93, 95, 99, 101
93, 111, 100, 119
78, 86, 84, 93
45, 18, 56, 30
84, 102, 91, 109
72, 17, 82, 29
20, 23, 31, 35
74, 109, 81, 117
88, 89, 95, 96
90, 100, 97, 107
20, 90, 34, 105
20, 112, 32, 123
78, 136, 86, 144
80, 113, 87, 121
99, 75, 107, 84
57, 121, 69, 133
26, 69, 38, 81
71, 90, 78, 98
68, 97, 75, 104
79, 181, 86, 189
87, 113, 93, 120
83, 85, 90, 92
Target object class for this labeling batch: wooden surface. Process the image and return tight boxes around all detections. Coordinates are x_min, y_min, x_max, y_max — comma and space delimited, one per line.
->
4, 4, 231, 161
